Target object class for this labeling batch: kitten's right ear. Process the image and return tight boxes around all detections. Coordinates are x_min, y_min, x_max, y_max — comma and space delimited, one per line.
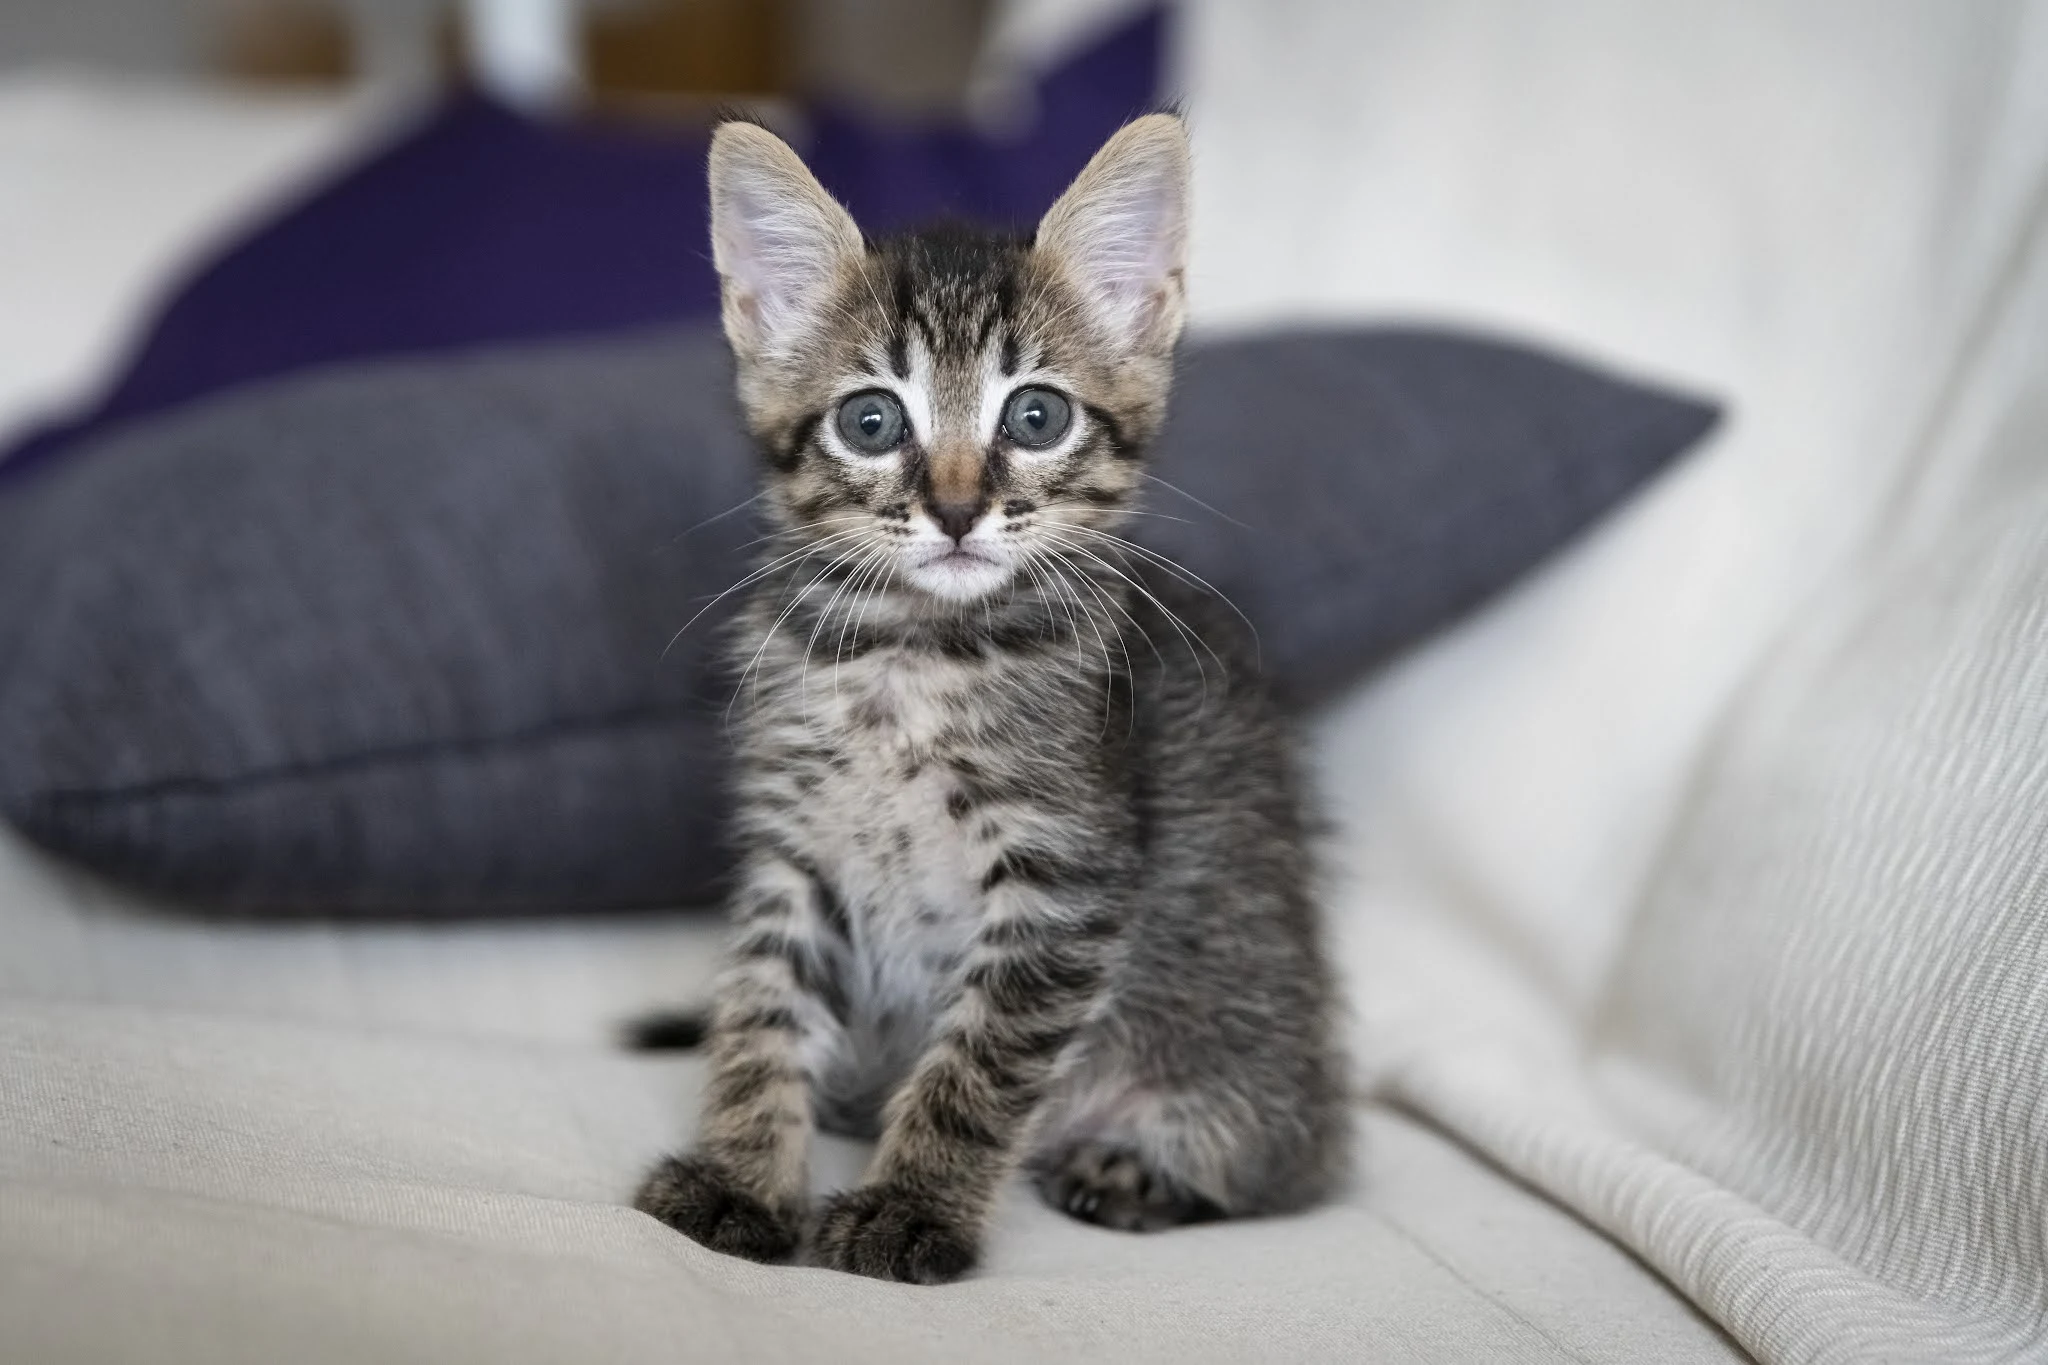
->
707, 122, 864, 361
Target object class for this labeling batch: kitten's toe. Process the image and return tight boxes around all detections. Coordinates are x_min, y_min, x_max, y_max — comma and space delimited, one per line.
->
812, 1184, 979, 1284
635, 1152, 802, 1263
1034, 1140, 1227, 1233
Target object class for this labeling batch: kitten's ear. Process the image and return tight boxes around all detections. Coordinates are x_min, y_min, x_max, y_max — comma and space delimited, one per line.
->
1035, 114, 1190, 355
707, 122, 864, 360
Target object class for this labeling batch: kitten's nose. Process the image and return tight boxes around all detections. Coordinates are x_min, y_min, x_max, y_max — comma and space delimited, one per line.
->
931, 499, 984, 544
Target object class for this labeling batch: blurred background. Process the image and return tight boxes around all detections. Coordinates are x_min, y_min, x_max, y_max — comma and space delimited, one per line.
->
0, 0, 1168, 463
0, 0, 995, 112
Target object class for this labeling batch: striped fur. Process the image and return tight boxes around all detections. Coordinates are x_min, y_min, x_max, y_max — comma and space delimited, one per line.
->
634, 116, 1349, 1284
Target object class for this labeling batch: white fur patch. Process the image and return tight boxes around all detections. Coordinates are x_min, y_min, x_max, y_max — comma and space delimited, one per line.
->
782, 647, 993, 1111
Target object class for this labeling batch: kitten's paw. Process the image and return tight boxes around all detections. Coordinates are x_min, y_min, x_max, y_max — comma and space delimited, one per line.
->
1034, 1140, 1227, 1232
634, 1152, 801, 1264
811, 1183, 979, 1284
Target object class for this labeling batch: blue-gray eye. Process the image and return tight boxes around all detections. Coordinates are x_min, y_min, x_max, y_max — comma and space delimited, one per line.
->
836, 391, 907, 454
1002, 387, 1072, 449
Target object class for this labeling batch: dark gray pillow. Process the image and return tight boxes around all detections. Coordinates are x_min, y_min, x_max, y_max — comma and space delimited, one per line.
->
0, 325, 1715, 914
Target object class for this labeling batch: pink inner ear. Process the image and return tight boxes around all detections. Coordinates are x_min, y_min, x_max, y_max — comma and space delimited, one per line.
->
730, 289, 763, 334
1130, 279, 1173, 343
720, 186, 790, 320
1067, 175, 1183, 341
713, 166, 855, 354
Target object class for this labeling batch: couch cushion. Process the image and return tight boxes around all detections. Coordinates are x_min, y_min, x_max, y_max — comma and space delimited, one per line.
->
0, 805, 1738, 1363
0, 989, 1743, 1364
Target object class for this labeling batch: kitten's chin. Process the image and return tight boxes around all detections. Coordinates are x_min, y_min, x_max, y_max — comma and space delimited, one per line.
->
904, 549, 1015, 604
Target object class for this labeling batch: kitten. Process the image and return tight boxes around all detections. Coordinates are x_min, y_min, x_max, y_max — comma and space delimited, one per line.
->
633, 114, 1349, 1284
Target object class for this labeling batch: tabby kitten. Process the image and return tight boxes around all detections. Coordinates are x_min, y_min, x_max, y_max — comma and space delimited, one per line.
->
633, 115, 1349, 1284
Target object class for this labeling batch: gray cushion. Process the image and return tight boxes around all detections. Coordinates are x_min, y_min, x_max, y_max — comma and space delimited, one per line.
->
0, 325, 1715, 914
1151, 330, 1716, 703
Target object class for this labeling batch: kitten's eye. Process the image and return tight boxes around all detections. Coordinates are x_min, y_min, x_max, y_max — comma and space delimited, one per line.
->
1002, 387, 1072, 449
835, 390, 907, 455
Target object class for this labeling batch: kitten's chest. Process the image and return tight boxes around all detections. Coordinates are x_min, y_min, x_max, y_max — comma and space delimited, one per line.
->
783, 652, 991, 1010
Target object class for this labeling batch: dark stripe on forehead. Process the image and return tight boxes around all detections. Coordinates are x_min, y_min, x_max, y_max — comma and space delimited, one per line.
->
981, 269, 1019, 372
889, 260, 915, 378
908, 304, 940, 353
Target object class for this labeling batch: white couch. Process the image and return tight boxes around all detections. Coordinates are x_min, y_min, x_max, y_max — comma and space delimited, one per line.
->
5, 4, 2046, 1361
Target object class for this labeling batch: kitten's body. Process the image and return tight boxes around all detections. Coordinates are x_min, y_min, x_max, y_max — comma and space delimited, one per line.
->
737, 560, 1342, 1207
635, 117, 1348, 1282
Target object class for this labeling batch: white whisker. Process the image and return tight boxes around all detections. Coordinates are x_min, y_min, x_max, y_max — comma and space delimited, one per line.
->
663, 490, 768, 545
660, 524, 872, 661
727, 539, 874, 725
800, 543, 891, 723
1048, 523, 1262, 667
1034, 529, 1224, 704
1141, 472, 1253, 530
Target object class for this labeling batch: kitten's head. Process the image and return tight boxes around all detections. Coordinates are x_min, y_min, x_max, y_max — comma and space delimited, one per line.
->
708, 115, 1189, 605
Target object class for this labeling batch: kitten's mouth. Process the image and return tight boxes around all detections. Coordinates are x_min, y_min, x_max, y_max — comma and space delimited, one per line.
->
906, 544, 1013, 602
919, 547, 996, 570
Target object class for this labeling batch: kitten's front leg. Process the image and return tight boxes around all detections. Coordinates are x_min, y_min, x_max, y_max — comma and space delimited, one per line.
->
635, 856, 840, 1263
814, 852, 1122, 1284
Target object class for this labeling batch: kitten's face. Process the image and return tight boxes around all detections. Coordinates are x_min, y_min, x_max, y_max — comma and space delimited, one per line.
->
707, 117, 1190, 607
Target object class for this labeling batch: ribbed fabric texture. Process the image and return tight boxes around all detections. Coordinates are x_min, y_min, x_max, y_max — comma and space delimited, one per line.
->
1385, 494, 2048, 1363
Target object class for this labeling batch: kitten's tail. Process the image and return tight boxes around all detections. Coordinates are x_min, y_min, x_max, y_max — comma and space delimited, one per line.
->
619, 1007, 710, 1051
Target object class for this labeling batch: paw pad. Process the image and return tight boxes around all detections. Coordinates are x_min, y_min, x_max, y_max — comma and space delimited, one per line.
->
1034, 1141, 1226, 1232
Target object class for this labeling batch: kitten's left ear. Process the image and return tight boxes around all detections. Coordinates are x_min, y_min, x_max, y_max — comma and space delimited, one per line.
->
707, 121, 864, 361
1036, 114, 1190, 355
